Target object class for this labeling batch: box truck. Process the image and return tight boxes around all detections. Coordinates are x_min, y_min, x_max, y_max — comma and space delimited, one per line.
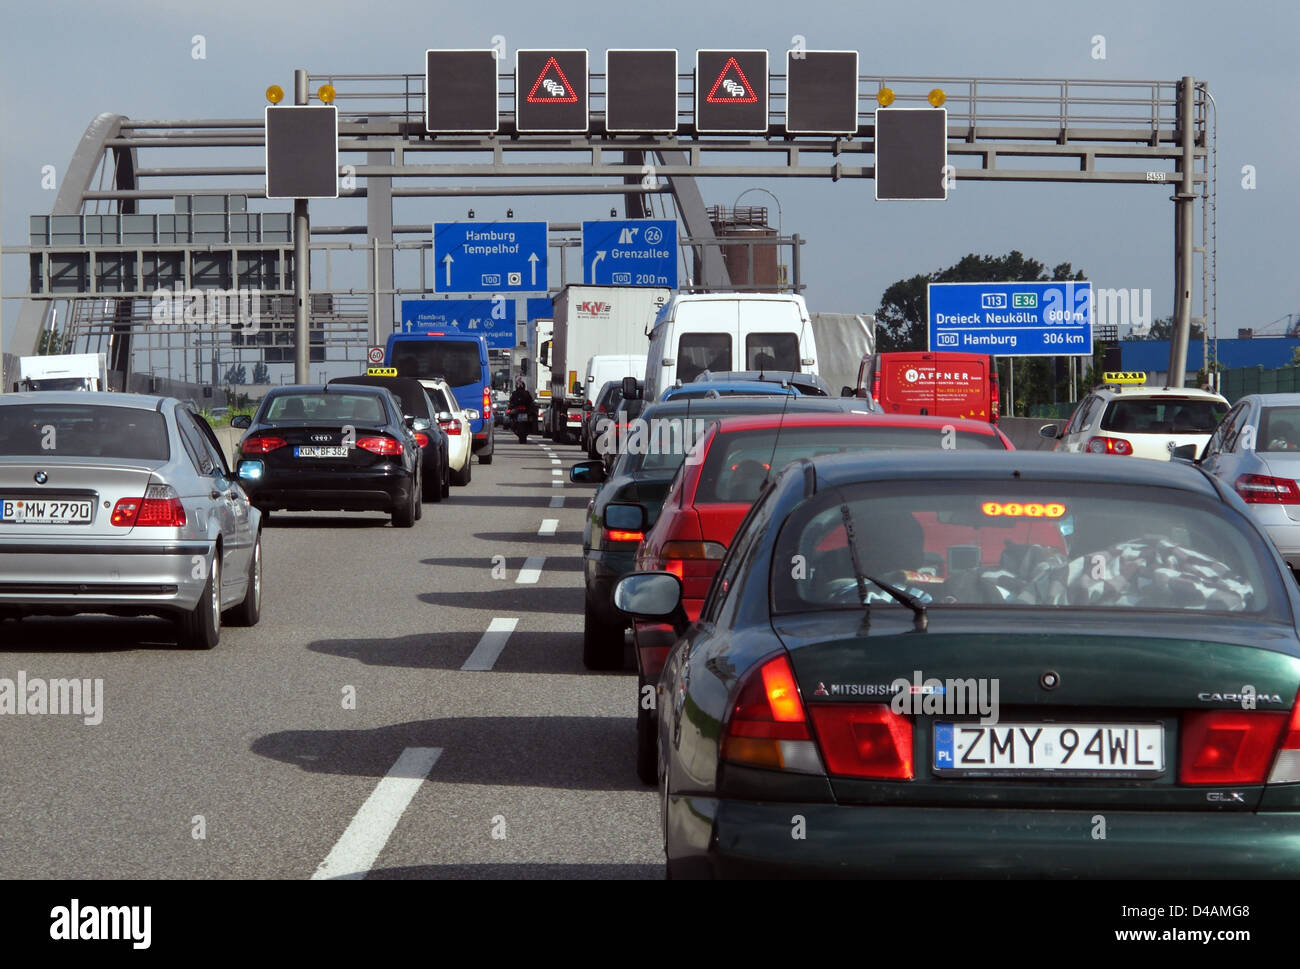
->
15, 353, 109, 393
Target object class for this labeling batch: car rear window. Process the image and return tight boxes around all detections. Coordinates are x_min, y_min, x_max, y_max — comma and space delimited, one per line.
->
390, 341, 483, 388
1259, 406, 1300, 452
696, 424, 1004, 504
677, 333, 731, 384
772, 481, 1284, 618
263, 393, 386, 424
1101, 397, 1227, 434
0, 404, 169, 461
746, 332, 799, 371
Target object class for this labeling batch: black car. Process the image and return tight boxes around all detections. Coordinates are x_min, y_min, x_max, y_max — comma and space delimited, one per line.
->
570, 394, 879, 671
328, 374, 450, 502
233, 384, 422, 527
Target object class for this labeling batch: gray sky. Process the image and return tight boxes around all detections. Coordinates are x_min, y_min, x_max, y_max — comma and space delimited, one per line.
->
3, 0, 1298, 353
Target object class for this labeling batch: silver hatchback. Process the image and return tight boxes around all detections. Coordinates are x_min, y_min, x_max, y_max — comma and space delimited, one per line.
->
1196, 392, 1300, 569
0, 392, 262, 648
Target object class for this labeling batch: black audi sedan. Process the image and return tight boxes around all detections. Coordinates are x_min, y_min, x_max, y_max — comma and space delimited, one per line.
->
233, 384, 422, 527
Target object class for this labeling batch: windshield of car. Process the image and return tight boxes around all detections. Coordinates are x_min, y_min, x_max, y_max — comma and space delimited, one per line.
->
1259, 406, 1300, 453
263, 392, 386, 424
698, 425, 1006, 505
772, 481, 1284, 618
0, 403, 169, 460
1101, 397, 1227, 434
390, 340, 482, 388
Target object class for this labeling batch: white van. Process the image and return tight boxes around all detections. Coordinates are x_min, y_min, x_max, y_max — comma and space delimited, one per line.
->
642, 293, 818, 403
583, 354, 647, 405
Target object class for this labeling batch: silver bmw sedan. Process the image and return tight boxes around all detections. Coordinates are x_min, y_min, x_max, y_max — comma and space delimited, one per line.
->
0, 392, 262, 648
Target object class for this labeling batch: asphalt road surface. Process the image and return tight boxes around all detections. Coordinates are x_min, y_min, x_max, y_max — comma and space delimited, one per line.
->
0, 437, 662, 879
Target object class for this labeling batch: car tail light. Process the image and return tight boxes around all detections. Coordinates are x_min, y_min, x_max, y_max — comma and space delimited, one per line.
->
721, 654, 823, 774
568, 412, 583, 423
356, 435, 403, 456
808, 704, 914, 780
1267, 690, 1300, 783
604, 527, 644, 543
1086, 435, 1132, 455
658, 540, 726, 583
414, 432, 430, 448
111, 485, 186, 528
989, 369, 1000, 423
1179, 710, 1287, 785
439, 420, 462, 436
241, 434, 287, 454
1234, 473, 1300, 505
483, 387, 491, 420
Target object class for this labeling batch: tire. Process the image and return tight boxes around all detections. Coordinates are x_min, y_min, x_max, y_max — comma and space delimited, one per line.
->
636, 674, 658, 786
451, 454, 472, 486
392, 478, 417, 527
424, 460, 442, 502
582, 595, 626, 671
414, 471, 423, 520
479, 452, 493, 465
178, 552, 221, 650
225, 531, 262, 627
516, 429, 528, 443
441, 459, 451, 498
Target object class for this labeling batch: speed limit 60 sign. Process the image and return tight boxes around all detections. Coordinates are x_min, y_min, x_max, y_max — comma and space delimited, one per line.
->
367, 345, 385, 365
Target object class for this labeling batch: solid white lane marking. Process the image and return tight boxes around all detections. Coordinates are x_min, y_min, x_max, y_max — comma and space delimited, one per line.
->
462, 617, 519, 671
538, 519, 558, 536
311, 747, 443, 880
516, 556, 545, 584
549, 496, 563, 508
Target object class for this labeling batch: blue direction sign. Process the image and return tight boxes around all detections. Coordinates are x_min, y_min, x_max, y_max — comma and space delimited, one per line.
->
401, 298, 517, 349
928, 281, 1093, 357
526, 297, 553, 321
582, 219, 677, 288
433, 221, 547, 294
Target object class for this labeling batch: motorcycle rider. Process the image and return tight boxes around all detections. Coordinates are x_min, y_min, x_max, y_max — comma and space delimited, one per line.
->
508, 376, 536, 430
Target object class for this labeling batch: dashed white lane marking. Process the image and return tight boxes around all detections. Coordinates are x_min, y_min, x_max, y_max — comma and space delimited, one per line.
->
461, 617, 519, 671
550, 459, 561, 465
551, 480, 564, 487
551, 469, 562, 476
516, 556, 545, 584
549, 496, 564, 508
538, 519, 558, 536
311, 747, 443, 880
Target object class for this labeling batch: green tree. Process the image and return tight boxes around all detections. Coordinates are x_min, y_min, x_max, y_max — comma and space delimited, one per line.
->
223, 364, 247, 386
252, 361, 270, 384
38, 327, 65, 355
1134, 315, 1204, 342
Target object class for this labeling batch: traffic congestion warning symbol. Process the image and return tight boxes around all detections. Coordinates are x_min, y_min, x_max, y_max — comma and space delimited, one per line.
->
526, 57, 578, 102
706, 57, 758, 103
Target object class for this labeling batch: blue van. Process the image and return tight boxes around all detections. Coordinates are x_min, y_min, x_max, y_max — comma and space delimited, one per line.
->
386, 332, 494, 462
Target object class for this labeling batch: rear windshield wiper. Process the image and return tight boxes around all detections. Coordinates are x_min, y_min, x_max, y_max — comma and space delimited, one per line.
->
838, 501, 929, 632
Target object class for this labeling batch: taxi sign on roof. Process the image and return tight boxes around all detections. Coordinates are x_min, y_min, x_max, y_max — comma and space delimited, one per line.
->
366, 367, 398, 377
1103, 371, 1147, 385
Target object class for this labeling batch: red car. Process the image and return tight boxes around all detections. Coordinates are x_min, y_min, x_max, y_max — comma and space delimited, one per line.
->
623, 411, 1013, 782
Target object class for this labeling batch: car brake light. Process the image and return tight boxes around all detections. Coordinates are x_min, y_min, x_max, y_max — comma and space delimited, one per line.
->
568, 412, 583, 422
1086, 435, 1132, 455
659, 540, 726, 581
604, 528, 644, 543
356, 435, 403, 456
241, 434, 287, 454
1235, 474, 1300, 505
483, 387, 491, 419
414, 432, 430, 448
439, 420, 462, 435
721, 654, 823, 773
1267, 689, 1300, 783
111, 485, 186, 528
1179, 709, 1287, 785
808, 704, 914, 779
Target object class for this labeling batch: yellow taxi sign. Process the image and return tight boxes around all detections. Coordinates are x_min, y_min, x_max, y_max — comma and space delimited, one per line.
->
366, 367, 398, 377
1103, 371, 1147, 385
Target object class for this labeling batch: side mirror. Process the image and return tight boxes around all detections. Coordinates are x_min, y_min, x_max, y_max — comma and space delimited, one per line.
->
404, 415, 417, 427
436, 412, 453, 422
231, 414, 252, 429
840, 386, 854, 397
1038, 423, 1062, 440
604, 501, 647, 532
569, 460, 607, 485
613, 572, 683, 619
572, 381, 582, 396
1171, 444, 1200, 463
621, 376, 640, 400
236, 459, 264, 481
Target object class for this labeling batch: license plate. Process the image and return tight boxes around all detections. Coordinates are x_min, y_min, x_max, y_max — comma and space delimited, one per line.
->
934, 722, 1164, 775
294, 446, 349, 458
0, 498, 93, 524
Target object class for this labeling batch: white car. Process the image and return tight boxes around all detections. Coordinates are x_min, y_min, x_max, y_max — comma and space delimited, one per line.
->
419, 378, 474, 486
1046, 373, 1229, 461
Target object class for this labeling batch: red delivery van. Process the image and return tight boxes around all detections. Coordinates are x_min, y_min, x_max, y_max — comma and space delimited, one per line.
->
857, 351, 1000, 423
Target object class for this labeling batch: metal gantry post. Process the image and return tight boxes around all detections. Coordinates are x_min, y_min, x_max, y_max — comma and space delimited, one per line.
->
1167, 76, 1196, 388
293, 68, 311, 384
